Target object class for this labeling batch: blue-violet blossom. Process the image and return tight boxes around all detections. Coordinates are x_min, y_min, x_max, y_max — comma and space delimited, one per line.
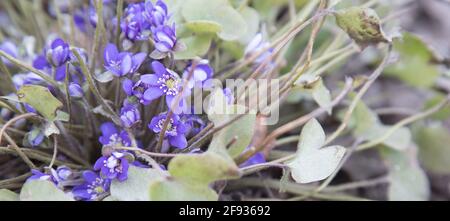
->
144, 0, 169, 28
94, 152, 129, 181
98, 122, 131, 147
152, 24, 177, 54
120, 104, 141, 128
103, 43, 146, 77
68, 82, 84, 98
134, 61, 185, 109
72, 171, 111, 201
46, 38, 70, 67
148, 113, 188, 149
183, 59, 214, 89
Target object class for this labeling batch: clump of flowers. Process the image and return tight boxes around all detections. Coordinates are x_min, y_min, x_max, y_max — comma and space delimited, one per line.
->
0, 0, 329, 202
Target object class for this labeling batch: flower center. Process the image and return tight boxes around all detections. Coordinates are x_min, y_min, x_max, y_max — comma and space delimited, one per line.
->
94, 186, 105, 194
105, 156, 119, 169
158, 72, 179, 96
157, 118, 177, 135
108, 133, 122, 146
166, 78, 176, 89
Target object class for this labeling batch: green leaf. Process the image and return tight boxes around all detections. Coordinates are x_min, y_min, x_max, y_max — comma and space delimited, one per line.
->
348, 101, 412, 151
414, 124, 450, 174
380, 147, 430, 201
150, 141, 242, 201
287, 118, 346, 183
0, 189, 19, 201
384, 33, 439, 88
237, 6, 260, 44
44, 121, 60, 137
168, 152, 241, 186
164, 0, 184, 25
149, 150, 241, 201
54, 110, 70, 122
110, 166, 166, 201
207, 89, 256, 159
182, 0, 247, 41
174, 34, 213, 60
424, 93, 450, 120
20, 180, 74, 201
334, 7, 390, 49
292, 75, 331, 113
184, 20, 222, 34
149, 179, 218, 201
311, 79, 332, 115
220, 41, 244, 59
17, 85, 63, 121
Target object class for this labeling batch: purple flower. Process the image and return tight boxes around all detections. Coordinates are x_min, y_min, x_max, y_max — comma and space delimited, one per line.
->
32, 54, 68, 81
183, 59, 214, 89
120, 104, 141, 128
88, 6, 99, 27
48, 0, 70, 18
1, 108, 13, 120
94, 152, 129, 181
239, 152, 266, 168
73, 11, 88, 33
27, 128, 45, 147
0, 40, 18, 65
122, 78, 134, 96
55, 166, 73, 182
121, 3, 152, 41
152, 24, 177, 53
12, 72, 45, 89
103, 43, 146, 77
148, 113, 188, 149
181, 114, 206, 137
72, 171, 111, 201
23, 104, 37, 114
55, 65, 68, 81
98, 122, 131, 147
144, 0, 169, 27
245, 33, 275, 72
33, 54, 51, 70
46, 38, 70, 67
135, 61, 186, 109
223, 88, 234, 105
27, 169, 58, 184
68, 82, 84, 98
69, 47, 89, 64
73, 5, 100, 32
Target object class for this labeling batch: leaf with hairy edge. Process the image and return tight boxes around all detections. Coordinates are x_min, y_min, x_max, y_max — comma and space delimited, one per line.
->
17, 85, 63, 121
0, 189, 19, 201
207, 89, 256, 159
20, 180, 74, 201
182, 0, 247, 41
345, 100, 412, 151
168, 152, 241, 185
110, 166, 166, 201
238, 6, 260, 44
287, 118, 346, 184
148, 152, 240, 201
174, 34, 213, 60
334, 7, 390, 49
149, 179, 218, 201
385, 33, 439, 88
184, 20, 222, 34
414, 124, 450, 174
380, 147, 430, 201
